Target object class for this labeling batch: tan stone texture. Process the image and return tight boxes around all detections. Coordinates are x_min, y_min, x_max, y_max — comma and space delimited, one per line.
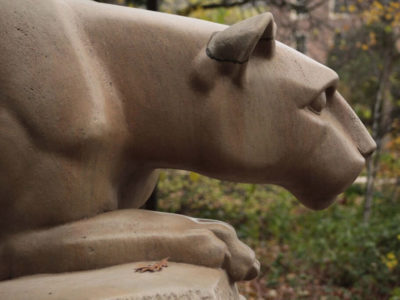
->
0, 0, 375, 296
0, 262, 241, 300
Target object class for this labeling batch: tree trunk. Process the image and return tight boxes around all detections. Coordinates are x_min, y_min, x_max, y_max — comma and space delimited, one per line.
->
363, 51, 393, 223
143, 0, 158, 211
146, 0, 158, 11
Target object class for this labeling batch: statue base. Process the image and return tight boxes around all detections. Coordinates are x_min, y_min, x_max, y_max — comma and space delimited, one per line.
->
0, 262, 243, 299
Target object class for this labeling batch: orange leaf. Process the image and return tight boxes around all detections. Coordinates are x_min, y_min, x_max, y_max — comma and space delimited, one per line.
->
135, 257, 169, 273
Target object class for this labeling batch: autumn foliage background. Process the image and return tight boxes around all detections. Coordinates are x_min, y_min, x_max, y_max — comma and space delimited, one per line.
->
96, 0, 400, 299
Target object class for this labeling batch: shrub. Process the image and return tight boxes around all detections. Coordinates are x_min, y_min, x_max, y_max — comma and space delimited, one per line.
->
157, 170, 400, 299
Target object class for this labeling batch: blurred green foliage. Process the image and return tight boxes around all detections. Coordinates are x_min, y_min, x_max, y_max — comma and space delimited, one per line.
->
328, 22, 400, 129
158, 170, 400, 299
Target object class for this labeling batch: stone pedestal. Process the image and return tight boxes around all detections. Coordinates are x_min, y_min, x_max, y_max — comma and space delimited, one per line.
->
0, 262, 243, 300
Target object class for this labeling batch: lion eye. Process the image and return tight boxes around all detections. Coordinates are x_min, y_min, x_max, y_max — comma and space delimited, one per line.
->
308, 92, 327, 114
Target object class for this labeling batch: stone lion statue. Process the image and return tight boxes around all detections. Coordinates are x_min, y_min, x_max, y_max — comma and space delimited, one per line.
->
0, 0, 375, 285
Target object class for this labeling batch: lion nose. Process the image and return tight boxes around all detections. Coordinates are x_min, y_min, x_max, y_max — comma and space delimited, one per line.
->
359, 139, 376, 159
330, 92, 376, 159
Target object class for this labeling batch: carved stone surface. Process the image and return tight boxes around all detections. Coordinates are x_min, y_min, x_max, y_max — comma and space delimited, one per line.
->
0, 0, 375, 296
0, 263, 242, 300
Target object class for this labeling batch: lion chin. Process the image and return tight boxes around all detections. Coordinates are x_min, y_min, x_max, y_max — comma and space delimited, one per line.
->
296, 194, 338, 211
288, 167, 363, 211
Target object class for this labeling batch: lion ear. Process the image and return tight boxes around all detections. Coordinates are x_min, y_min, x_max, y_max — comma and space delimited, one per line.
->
206, 12, 276, 64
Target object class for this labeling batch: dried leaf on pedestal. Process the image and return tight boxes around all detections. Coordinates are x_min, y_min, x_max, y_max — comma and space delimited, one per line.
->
135, 257, 169, 273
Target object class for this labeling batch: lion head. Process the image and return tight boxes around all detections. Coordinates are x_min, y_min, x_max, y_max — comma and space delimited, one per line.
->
192, 13, 376, 210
